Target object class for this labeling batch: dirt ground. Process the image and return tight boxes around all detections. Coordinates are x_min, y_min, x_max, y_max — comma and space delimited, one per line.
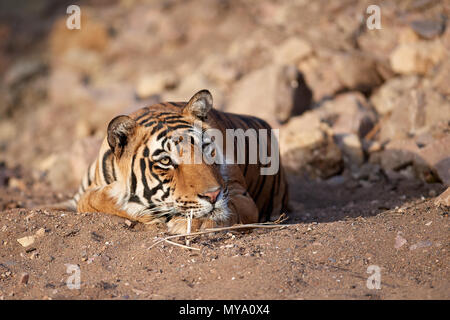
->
0, 175, 448, 300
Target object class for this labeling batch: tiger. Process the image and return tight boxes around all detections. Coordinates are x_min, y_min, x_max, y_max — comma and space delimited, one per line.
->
61, 90, 289, 234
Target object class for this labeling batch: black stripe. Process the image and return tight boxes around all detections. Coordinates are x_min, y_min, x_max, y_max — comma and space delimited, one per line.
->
156, 128, 169, 141
152, 149, 165, 157
102, 150, 113, 184
150, 122, 164, 135
164, 119, 191, 125
265, 174, 279, 221
130, 155, 137, 195
143, 120, 157, 127
87, 164, 92, 186
253, 174, 267, 205
167, 124, 192, 131
110, 156, 117, 181
161, 115, 183, 121
129, 195, 142, 204
140, 158, 152, 200
135, 110, 150, 122
143, 146, 150, 157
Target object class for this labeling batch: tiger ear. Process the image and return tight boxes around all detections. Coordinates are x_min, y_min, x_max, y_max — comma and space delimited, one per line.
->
107, 115, 138, 158
183, 89, 213, 120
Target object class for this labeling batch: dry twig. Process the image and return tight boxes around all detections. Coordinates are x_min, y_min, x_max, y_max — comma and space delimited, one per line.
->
148, 217, 290, 250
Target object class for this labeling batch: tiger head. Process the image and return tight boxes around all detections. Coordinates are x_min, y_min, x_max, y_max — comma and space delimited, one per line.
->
106, 90, 230, 222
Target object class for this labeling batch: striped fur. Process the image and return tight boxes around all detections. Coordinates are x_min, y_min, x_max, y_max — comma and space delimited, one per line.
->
71, 90, 289, 234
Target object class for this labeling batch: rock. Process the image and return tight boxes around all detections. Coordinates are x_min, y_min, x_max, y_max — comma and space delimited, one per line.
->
389, 39, 446, 75
226, 64, 312, 126
332, 51, 383, 93
124, 220, 135, 228
274, 37, 312, 65
8, 177, 26, 192
298, 54, 343, 102
35, 228, 46, 238
326, 175, 348, 186
434, 187, 450, 207
42, 136, 102, 190
418, 135, 450, 186
49, 12, 109, 55
356, 21, 401, 62
316, 92, 377, 138
378, 139, 433, 182
378, 86, 450, 143
227, 31, 274, 75
280, 111, 343, 178
410, 19, 446, 39
199, 55, 241, 87
17, 236, 35, 247
163, 73, 225, 110
336, 133, 364, 168
395, 233, 407, 249
135, 71, 178, 99
430, 58, 450, 96
380, 139, 421, 172
4, 59, 47, 88
409, 240, 432, 251
19, 273, 29, 285
370, 75, 420, 116
379, 136, 450, 184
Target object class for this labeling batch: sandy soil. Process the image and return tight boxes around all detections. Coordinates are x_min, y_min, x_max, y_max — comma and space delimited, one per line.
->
0, 176, 448, 300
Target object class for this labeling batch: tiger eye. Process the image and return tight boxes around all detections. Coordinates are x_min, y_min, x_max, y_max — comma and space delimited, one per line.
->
160, 157, 171, 165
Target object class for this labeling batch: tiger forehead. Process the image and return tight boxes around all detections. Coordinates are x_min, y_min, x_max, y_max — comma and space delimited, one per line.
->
135, 109, 190, 124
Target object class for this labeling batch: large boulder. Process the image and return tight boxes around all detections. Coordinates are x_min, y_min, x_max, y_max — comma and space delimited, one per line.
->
378, 85, 450, 143
226, 64, 312, 127
378, 134, 450, 185
389, 39, 447, 75
332, 51, 384, 93
273, 37, 313, 65
370, 76, 420, 116
315, 92, 377, 138
280, 112, 343, 179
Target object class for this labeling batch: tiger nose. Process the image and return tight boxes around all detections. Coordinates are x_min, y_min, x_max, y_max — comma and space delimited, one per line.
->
199, 187, 221, 204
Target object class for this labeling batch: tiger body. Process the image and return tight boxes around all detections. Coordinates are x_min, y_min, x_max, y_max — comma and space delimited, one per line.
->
70, 90, 289, 234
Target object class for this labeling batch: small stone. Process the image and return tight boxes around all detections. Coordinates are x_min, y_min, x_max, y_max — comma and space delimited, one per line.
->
390, 40, 446, 75
394, 233, 407, 249
410, 19, 445, 39
409, 240, 432, 251
434, 188, 450, 207
124, 219, 135, 228
35, 228, 46, 238
30, 252, 39, 260
135, 71, 178, 99
274, 37, 312, 65
19, 273, 29, 285
17, 236, 35, 247
336, 133, 364, 168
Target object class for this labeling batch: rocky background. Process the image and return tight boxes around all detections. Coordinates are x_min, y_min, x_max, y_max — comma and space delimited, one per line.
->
0, 0, 449, 300
0, 0, 449, 196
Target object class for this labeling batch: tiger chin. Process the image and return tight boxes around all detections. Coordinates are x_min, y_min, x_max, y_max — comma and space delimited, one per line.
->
55, 90, 289, 234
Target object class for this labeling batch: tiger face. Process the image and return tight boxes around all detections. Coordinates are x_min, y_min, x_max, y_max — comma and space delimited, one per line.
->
107, 90, 230, 222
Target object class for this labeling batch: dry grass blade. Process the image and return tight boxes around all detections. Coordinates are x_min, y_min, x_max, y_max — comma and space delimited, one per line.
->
148, 222, 290, 250
164, 239, 200, 251
186, 210, 193, 246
